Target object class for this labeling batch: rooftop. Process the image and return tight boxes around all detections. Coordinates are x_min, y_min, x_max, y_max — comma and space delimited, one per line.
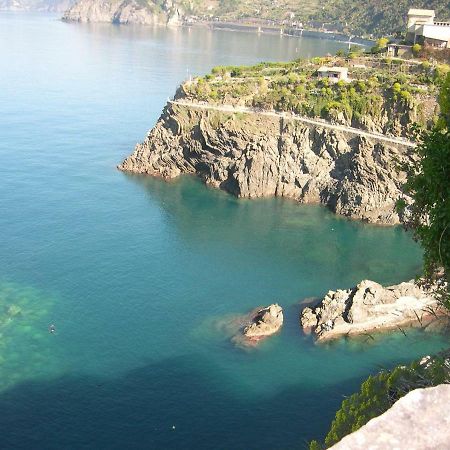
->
317, 66, 348, 73
408, 8, 435, 17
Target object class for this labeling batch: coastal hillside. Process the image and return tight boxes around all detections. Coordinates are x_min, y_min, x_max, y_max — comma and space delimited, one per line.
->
61, 0, 449, 37
62, 0, 183, 25
317, 0, 448, 36
118, 57, 446, 224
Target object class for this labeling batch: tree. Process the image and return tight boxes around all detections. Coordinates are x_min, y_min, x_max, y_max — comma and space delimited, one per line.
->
371, 37, 389, 53
401, 73, 450, 309
412, 43, 422, 57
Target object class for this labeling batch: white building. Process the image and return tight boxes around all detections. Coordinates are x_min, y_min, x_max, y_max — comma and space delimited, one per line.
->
407, 8, 450, 48
317, 66, 349, 83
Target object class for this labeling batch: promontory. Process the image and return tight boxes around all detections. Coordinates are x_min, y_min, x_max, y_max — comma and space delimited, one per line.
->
119, 56, 445, 224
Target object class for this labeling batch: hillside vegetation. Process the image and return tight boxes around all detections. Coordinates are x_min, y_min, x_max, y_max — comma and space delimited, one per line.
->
60, 0, 449, 37
315, 0, 449, 36
309, 351, 450, 449
179, 55, 448, 138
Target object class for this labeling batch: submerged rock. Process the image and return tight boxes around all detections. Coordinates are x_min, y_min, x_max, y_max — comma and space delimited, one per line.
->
300, 280, 446, 341
243, 304, 283, 341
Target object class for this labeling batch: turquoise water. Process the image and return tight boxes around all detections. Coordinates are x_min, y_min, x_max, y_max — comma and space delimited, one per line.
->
0, 13, 448, 449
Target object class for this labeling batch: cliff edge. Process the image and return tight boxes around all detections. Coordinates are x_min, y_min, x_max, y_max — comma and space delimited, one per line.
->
118, 58, 441, 224
119, 101, 417, 224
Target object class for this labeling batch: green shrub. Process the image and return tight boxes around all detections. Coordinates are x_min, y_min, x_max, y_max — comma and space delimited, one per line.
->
412, 43, 422, 57
308, 355, 450, 449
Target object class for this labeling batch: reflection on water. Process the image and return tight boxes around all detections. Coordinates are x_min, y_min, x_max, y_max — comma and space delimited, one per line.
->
125, 173, 424, 289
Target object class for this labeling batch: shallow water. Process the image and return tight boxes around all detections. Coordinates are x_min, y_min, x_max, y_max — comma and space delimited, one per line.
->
0, 13, 448, 449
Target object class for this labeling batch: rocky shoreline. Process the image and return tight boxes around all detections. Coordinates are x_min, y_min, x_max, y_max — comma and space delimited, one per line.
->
62, 0, 183, 25
300, 279, 447, 341
224, 281, 447, 348
118, 101, 419, 225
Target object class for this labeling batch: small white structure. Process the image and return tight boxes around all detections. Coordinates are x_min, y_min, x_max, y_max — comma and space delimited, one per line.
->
407, 9, 435, 37
317, 66, 349, 83
419, 23, 450, 47
407, 8, 450, 48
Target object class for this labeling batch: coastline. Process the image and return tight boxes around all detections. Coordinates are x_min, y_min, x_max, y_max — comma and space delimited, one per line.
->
300, 279, 449, 342
57, 7, 373, 46
191, 20, 373, 47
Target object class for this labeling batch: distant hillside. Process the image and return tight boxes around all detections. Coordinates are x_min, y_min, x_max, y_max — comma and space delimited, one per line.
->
316, 0, 450, 36
0, 0, 74, 11
61, 0, 449, 37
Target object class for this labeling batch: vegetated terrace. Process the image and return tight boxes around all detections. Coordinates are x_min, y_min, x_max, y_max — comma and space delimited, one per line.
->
179, 55, 449, 138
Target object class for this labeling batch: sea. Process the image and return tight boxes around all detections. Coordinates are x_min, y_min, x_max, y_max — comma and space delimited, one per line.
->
0, 12, 447, 449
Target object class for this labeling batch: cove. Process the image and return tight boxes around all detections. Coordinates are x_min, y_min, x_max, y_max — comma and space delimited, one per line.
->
0, 12, 448, 449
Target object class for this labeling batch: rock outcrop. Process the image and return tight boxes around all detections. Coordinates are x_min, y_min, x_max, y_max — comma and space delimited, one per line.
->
243, 304, 283, 341
119, 101, 418, 224
330, 384, 450, 449
62, 0, 182, 25
300, 280, 445, 341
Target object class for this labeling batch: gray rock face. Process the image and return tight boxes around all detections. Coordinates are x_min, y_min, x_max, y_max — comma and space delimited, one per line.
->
243, 304, 283, 340
62, 0, 182, 25
119, 102, 417, 224
330, 384, 450, 450
300, 279, 444, 341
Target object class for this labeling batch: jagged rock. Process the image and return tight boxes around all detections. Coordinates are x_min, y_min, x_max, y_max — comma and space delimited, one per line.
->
62, 0, 181, 25
330, 384, 450, 449
300, 280, 446, 341
243, 304, 283, 340
118, 102, 418, 224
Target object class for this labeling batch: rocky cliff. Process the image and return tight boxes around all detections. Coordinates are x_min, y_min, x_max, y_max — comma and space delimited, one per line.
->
62, 0, 183, 25
119, 101, 419, 224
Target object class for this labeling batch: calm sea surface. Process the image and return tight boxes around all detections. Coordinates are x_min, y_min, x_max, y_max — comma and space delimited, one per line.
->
0, 13, 447, 449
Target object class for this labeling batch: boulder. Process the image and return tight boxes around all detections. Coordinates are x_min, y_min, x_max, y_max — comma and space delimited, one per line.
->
243, 304, 283, 340
300, 280, 446, 341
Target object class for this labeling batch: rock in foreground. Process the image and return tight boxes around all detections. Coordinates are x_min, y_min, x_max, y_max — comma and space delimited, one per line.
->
300, 280, 444, 341
243, 304, 283, 341
330, 384, 450, 449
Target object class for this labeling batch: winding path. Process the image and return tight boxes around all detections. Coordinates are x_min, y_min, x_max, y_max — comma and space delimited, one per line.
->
168, 99, 417, 148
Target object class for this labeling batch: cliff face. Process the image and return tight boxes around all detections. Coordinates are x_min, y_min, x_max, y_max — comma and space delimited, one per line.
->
119, 102, 417, 224
62, 0, 183, 25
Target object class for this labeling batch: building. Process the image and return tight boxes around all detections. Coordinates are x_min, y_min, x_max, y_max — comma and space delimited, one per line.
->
407, 8, 450, 48
406, 8, 435, 41
317, 66, 349, 83
386, 44, 413, 58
